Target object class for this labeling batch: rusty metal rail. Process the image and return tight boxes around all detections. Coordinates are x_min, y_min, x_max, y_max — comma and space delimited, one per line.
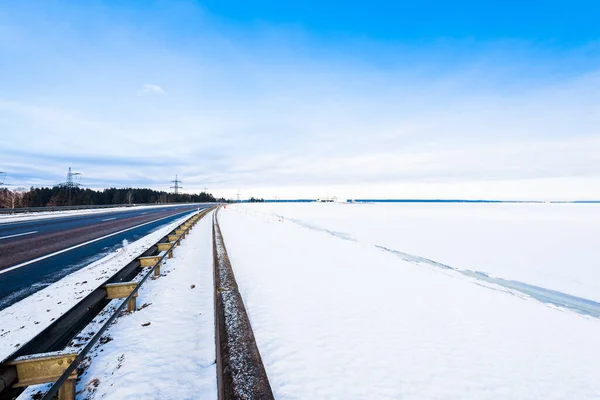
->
0, 207, 214, 400
213, 208, 274, 400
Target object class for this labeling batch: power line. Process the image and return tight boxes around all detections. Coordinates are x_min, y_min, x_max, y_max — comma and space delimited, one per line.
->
170, 175, 183, 195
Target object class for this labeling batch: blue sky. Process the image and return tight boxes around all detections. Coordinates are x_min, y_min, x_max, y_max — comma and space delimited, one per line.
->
202, 1, 598, 45
1, 0, 599, 200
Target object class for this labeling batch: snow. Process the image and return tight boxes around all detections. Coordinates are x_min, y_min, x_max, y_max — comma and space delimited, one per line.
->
70, 211, 217, 399
0, 211, 196, 364
0, 204, 188, 224
238, 202, 600, 303
218, 204, 600, 399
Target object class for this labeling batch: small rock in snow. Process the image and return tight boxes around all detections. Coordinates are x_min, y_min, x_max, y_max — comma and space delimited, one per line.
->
141, 322, 151, 327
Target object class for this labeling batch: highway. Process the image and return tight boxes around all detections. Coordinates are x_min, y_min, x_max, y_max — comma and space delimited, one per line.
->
0, 204, 210, 310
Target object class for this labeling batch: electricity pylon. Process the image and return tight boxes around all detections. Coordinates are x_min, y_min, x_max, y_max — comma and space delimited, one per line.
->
171, 175, 183, 194
58, 167, 82, 206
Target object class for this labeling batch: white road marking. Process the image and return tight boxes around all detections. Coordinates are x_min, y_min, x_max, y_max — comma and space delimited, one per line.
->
140, 212, 148, 215
102, 217, 117, 221
0, 231, 38, 240
0, 212, 194, 275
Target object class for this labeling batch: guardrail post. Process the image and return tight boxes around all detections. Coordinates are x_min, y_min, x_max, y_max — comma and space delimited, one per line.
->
175, 229, 186, 238
168, 235, 182, 245
58, 378, 76, 400
157, 242, 175, 258
104, 282, 138, 312
137, 255, 162, 277
5, 353, 78, 400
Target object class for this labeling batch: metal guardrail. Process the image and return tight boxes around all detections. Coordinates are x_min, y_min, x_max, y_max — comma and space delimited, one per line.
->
43, 209, 211, 399
0, 204, 135, 215
0, 203, 210, 215
213, 208, 274, 399
0, 207, 214, 399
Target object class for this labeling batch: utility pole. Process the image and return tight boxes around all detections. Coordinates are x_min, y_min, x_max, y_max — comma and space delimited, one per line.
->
59, 167, 82, 206
170, 175, 183, 195
236, 189, 241, 203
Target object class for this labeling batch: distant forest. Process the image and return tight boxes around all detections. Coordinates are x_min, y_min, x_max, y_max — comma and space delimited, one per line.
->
0, 186, 225, 208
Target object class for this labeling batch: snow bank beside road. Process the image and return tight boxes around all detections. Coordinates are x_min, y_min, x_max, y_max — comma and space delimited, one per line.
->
71, 211, 217, 400
219, 206, 600, 399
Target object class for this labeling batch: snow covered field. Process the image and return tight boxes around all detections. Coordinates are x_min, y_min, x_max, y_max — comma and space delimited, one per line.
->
218, 204, 600, 399
236, 202, 600, 303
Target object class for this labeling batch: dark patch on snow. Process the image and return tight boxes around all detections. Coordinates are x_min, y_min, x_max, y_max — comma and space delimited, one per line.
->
137, 302, 152, 311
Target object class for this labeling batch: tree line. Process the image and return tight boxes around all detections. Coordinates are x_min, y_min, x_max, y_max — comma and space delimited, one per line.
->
0, 186, 225, 208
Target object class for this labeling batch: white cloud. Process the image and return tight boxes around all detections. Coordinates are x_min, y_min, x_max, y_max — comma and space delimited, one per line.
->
138, 84, 165, 95
2, 3, 600, 200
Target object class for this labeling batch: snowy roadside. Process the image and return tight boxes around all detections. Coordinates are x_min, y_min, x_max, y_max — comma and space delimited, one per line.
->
0, 211, 196, 363
80, 210, 217, 399
218, 207, 600, 399
0, 204, 187, 224
17, 211, 217, 400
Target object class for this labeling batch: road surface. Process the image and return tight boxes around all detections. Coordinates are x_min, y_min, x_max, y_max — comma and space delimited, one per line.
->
0, 204, 210, 309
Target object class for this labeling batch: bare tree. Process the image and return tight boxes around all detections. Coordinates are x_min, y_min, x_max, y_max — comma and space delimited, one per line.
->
0, 187, 26, 209
126, 190, 134, 205
14, 187, 26, 208
0, 189, 11, 208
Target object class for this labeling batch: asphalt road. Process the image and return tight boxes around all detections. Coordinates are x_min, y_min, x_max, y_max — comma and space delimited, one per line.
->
0, 204, 210, 310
